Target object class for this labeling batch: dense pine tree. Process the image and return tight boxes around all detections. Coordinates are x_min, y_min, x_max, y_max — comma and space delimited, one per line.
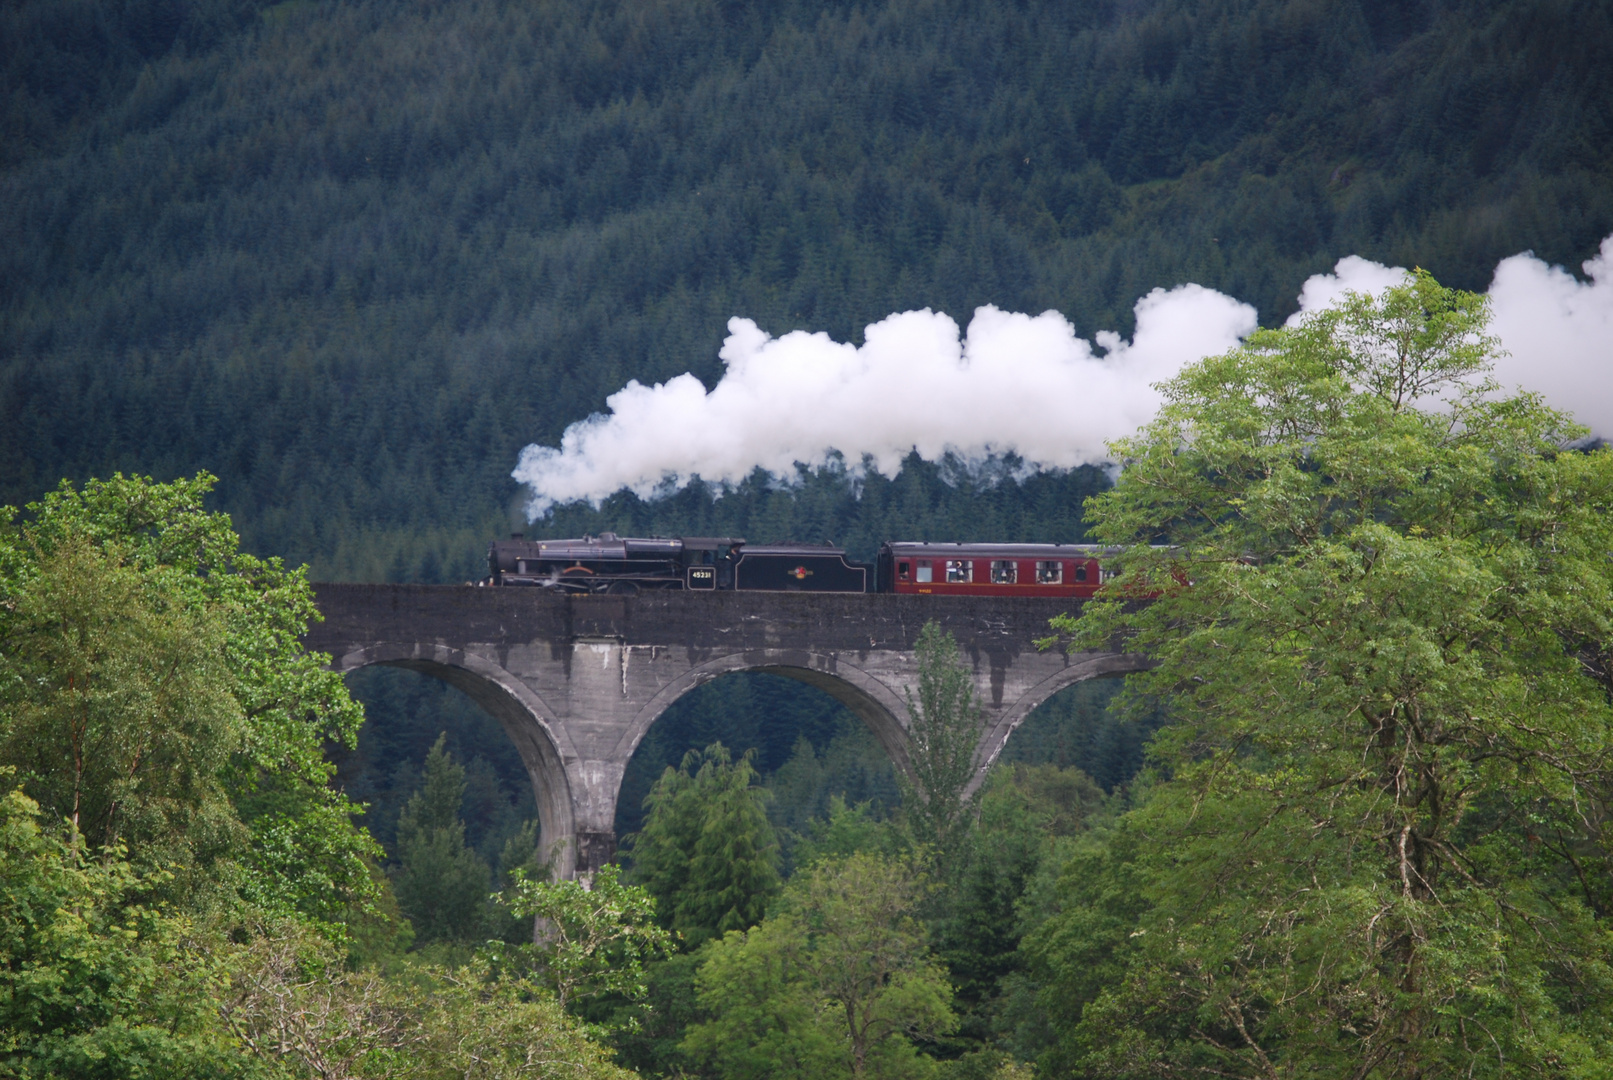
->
623, 743, 780, 948
390, 735, 492, 945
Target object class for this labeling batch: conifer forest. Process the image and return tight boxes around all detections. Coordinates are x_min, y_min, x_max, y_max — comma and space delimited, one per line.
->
3, 1, 1613, 1077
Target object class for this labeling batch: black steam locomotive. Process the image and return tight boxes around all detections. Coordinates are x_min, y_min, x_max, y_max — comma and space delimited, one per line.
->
487, 533, 869, 594
486, 533, 1122, 597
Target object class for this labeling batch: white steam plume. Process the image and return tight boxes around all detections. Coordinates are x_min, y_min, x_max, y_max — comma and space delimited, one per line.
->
1488, 235, 1613, 437
514, 234, 1613, 518
1287, 237, 1613, 435
513, 286, 1257, 515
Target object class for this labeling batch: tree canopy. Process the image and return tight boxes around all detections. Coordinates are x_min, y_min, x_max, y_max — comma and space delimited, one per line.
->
683, 852, 955, 1080
0, 472, 378, 926
0, 474, 637, 1077
624, 743, 781, 949
1034, 273, 1613, 1076
896, 622, 985, 871
390, 734, 494, 946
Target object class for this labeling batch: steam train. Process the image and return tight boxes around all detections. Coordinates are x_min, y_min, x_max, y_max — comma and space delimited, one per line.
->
486, 533, 1124, 599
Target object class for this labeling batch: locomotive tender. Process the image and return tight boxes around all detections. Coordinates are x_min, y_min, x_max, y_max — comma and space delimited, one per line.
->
487, 533, 1122, 597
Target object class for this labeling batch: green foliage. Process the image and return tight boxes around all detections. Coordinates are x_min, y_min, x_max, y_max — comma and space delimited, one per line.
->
765, 733, 903, 872
390, 736, 494, 947
789, 796, 909, 872
1034, 274, 1613, 1075
907, 763, 1114, 1068
684, 918, 846, 1080
624, 743, 781, 948
0, 532, 242, 866
0, 473, 378, 928
338, 859, 417, 971
0, 775, 630, 1079
898, 623, 984, 870
495, 863, 675, 1012
0, 784, 259, 1079
684, 852, 955, 1080
397, 969, 636, 1080
0, 473, 637, 1074
586, 948, 706, 1079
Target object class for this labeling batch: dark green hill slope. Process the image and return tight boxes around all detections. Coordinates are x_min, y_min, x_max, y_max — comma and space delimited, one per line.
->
3, 0, 1609, 578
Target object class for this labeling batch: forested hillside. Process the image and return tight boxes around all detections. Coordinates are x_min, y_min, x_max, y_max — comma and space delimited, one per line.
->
5, 0, 1610, 580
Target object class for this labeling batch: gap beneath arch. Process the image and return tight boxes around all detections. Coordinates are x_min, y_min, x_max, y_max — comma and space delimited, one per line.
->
613, 670, 900, 849
335, 667, 546, 873
996, 677, 1166, 793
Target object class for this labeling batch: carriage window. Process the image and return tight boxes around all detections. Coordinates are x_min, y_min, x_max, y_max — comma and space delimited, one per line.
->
946, 560, 972, 583
1036, 560, 1062, 584
1074, 564, 1088, 582
991, 560, 1017, 584
916, 560, 932, 583
898, 561, 911, 580
1100, 565, 1119, 583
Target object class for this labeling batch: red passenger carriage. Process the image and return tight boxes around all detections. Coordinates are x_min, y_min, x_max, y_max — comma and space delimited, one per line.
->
877, 542, 1120, 598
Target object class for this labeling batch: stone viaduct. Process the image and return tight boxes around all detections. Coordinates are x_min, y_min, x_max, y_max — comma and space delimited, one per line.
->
306, 585, 1146, 880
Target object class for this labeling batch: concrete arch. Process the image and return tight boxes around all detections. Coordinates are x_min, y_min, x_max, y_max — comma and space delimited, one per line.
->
333, 643, 580, 880
968, 650, 1156, 795
610, 649, 914, 826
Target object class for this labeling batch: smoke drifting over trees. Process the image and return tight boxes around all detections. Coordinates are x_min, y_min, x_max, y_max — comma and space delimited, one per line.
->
513, 286, 1257, 516
514, 236, 1613, 517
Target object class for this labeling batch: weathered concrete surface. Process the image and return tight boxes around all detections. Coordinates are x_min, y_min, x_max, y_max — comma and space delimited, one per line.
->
307, 585, 1146, 878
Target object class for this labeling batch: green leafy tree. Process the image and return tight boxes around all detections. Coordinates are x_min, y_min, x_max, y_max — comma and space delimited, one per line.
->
390, 735, 493, 945
1034, 272, 1613, 1076
682, 911, 844, 1080
0, 473, 377, 926
624, 742, 780, 948
0, 784, 256, 1079
495, 863, 675, 1011
898, 622, 985, 868
0, 476, 637, 1076
586, 947, 706, 1079
790, 795, 908, 868
684, 852, 955, 1080
0, 534, 242, 865
934, 764, 1109, 1057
